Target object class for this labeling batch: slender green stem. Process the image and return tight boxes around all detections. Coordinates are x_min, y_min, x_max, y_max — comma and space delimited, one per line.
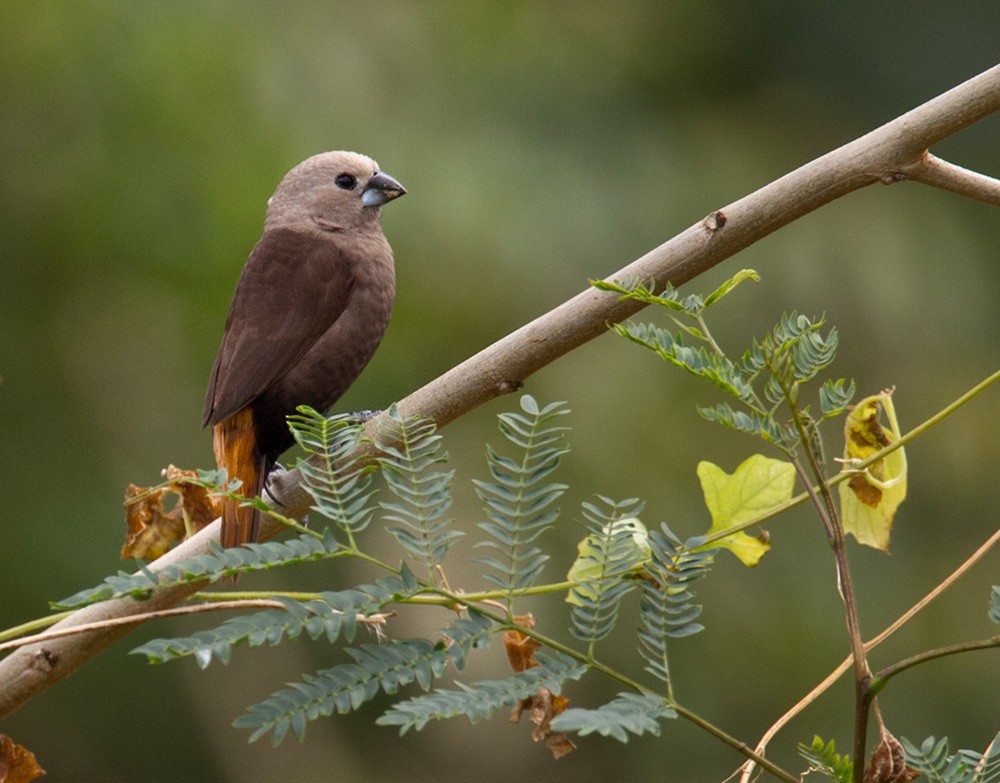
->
193, 590, 326, 602
695, 313, 726, 356
264, 508, 324, 539
344, 546, 400, 574
0, 611, 74, 643
670, 703, 798, 783
770, 355, 870, 782
870, 636, 1000, 694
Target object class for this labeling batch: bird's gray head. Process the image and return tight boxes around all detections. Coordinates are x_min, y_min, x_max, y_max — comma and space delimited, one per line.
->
264, 151, 406, 233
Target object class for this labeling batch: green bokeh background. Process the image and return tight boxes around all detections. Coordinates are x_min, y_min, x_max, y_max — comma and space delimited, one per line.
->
2, 4, 998, 781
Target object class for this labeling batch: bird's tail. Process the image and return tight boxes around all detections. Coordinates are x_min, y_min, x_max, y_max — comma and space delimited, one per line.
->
213, 408, 265, 548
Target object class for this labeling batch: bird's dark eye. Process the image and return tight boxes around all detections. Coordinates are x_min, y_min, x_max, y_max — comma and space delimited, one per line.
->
334, 173, 357, 190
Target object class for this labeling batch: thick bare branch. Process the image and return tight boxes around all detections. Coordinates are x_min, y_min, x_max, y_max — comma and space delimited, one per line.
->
1, 63, 998, 720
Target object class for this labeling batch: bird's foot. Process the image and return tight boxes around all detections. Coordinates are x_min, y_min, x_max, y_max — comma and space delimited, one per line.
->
263, 462, 288, 507
348, 409, 382, 424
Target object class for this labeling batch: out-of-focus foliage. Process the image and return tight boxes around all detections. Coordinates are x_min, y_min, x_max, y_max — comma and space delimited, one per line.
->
2, 3, 999, 781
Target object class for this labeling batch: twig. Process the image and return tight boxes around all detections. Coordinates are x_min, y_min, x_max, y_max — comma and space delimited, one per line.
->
871, 636, 1000, 688
2, 63, 999, 721
0, 601, 392, 655
904, 152, 1000, 205
0, 601, 284, 654
738, 524, 1000, 783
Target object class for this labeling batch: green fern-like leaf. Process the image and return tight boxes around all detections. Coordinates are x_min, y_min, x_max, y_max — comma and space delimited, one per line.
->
593, 270, 758, 315
236, 611, 493, 746
791, 324, 838, 382
990, 585, 1000, 625
376, 651, 587, 733
130, 575, 413, 667
903, 733, 1000, 783
375, 405, 461, 577
551, 692, 676, 742
904, 736, 955, 782
591, 278, 692, 313
53, 531, 343, 609
798, 736, 853, 783
697, 402, 782, 444
568, 497, 645, 646
473, 395, 569, 595
759, 312, 838, 386
613, 322, 755, 404
820, 377, 856, 417
287, 406, 376, 535
703, 269, 760, 308
637, 524, 714, 688
958, 733, 1000, 783
235, 639, 439, 745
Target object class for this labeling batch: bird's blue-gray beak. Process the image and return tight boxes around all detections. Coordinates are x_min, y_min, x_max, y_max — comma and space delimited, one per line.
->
362, 171, 406, 207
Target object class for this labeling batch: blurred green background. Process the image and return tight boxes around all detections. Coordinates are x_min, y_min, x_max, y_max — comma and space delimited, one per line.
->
2, 3, 998, 781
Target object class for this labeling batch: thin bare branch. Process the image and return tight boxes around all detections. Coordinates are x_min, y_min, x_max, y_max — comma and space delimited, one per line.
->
904, 152, 1000, 205
0, 601, 285, 654
0, 601, 393, 655
2, 63, 999, 720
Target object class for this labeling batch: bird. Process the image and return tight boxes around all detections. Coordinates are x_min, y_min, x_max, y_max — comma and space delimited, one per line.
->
202, 150, 406, 548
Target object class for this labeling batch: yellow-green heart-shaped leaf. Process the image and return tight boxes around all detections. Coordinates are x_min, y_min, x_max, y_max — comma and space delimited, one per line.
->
696, 455, 794, 565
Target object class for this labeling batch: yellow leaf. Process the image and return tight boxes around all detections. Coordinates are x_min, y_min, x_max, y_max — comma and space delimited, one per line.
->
839, 390, 907, 552
696, 455, 794, 565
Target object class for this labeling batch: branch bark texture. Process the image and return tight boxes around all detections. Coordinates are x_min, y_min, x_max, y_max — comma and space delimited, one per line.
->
1, 64, 998, 720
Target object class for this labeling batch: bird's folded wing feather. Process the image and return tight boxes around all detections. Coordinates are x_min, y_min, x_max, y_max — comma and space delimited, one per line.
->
202, 227, 354, 427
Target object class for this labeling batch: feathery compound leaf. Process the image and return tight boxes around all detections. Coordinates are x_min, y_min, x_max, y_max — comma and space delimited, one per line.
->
130, 575, 412, 667
703, 268, 760, 308
235, 639, 438, 746
798, 736, 854, 783
758, 311, 838, 385
591, 278, 689, 312
287, 406, 376, 535
820, 377, 857, 417
613, 322, 755, 403
638, 524, 714, 687
53, 531, 342, 609
236, 612, 493, 746
567, 498, 646, 645
958, 734, 1000, 783
473, 396, 569, 595
551, 693, 676, 742
376, 651, 586, 733
903, 734, 1000, 783
698, 402, 783, 444
375, 406, 461, 577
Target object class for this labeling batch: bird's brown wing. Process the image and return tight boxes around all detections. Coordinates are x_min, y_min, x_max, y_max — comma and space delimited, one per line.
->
202, 227, 354, 427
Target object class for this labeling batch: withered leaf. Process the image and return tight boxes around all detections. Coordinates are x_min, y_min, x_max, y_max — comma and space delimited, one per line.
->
504, 615, 576, 758
0, 733, 46, 782
864, 727, 920, 783
510, 687, 576, 759
122, 466, 220, 559
504, 615, 540, 673
848, 473, 883, 508
839, 390, 908, 552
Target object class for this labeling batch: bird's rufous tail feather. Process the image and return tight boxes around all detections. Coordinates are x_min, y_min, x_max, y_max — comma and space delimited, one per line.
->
213, 408, 265, 548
